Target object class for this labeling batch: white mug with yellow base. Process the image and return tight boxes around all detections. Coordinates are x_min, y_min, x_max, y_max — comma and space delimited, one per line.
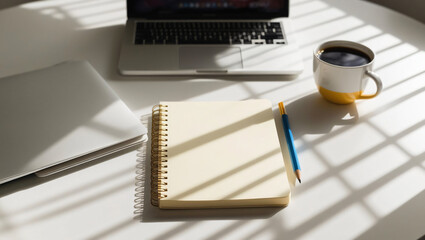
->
313, 40, 383, 104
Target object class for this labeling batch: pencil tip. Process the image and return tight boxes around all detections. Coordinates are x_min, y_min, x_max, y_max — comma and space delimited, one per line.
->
298, 179, 301, 184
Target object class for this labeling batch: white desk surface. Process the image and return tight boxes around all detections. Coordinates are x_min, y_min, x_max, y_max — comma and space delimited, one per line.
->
1, 0, 425, 239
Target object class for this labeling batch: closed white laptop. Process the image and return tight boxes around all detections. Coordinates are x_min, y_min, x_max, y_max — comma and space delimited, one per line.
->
118, 0, 304, 75
0, 61, 146, 184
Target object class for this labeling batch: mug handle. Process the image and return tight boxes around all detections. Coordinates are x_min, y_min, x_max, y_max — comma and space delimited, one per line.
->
359, 70, 383, 99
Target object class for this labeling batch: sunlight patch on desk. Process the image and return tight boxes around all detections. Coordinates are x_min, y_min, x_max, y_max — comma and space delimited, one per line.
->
315, 123, 385, 167
290, 0, 312, 6
291, 0, 329, 18
155, 221, 236, 240
21, 0, 126, 30
292, 7, 346, 32
331, 25, 382, 43
85, 18, 126, 30
217, 221, 277, 240
374, 43, 418, 69
61, 0, 118, 10
299, 133, 322, 143
361, 33, 402, 53
364, 167, 425, 218
295, 147, 329, 183
376, 51, 425, 87
247, 227, 275, 240
282, 177, 349, 230
64, 1, 124, 18
148, 222, 203, 240
368, 86, 425, 137
296, 16, 364, 46
184, 83, 256, 101
202, 220, 262, 240
176, 221, 228, 240
0, 149, 136, 236
341, 145, 409, 190
298, 203, 375, 240
75, 10, 125, 28
40, 8, 65, 20
397, 124, 425, 157
0, 178, 134, 237
239, 82, 287, 100
356, 70, 425, 118
20, 0, 65, 9
284, 89, 318, 105
298, 124, 347, 143
255, 78, 316, 103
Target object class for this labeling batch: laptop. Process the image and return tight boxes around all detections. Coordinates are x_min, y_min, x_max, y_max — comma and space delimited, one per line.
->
0, 61, 147, 184
118, 0, 304, 75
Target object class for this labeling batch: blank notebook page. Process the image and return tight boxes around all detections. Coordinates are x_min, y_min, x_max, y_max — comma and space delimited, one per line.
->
160, 100, 290, 208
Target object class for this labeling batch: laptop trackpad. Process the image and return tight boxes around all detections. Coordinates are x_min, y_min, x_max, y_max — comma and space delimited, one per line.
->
179, 46, 243, 70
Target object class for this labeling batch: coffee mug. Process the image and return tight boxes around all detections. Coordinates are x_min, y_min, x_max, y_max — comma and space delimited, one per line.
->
313, 40, 383, 104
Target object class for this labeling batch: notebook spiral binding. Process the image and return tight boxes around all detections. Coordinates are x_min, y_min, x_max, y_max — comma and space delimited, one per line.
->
134, 115, 149, 218
134, 139, 147, 216
151, 104, 169, 207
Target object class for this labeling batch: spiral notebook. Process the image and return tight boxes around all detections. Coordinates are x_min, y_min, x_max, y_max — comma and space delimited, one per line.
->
150, 100, 291, 209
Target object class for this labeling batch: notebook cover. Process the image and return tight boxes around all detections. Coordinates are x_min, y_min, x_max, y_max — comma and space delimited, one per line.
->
152, 100, 290, 209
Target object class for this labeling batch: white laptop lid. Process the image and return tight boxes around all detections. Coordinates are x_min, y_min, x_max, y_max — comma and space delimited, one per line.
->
0, 61, 146, 184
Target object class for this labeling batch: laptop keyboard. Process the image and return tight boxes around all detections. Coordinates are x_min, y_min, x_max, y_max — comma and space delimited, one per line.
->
135, 22, 285, 45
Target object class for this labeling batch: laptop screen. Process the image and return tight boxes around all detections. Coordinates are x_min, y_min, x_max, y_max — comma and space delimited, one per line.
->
127, 0, 289, 19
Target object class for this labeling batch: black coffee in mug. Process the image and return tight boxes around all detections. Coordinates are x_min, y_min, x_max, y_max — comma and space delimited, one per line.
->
317, 47, 371, 67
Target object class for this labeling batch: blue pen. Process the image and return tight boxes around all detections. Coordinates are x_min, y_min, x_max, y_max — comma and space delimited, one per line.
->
279, 102, 301, 183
